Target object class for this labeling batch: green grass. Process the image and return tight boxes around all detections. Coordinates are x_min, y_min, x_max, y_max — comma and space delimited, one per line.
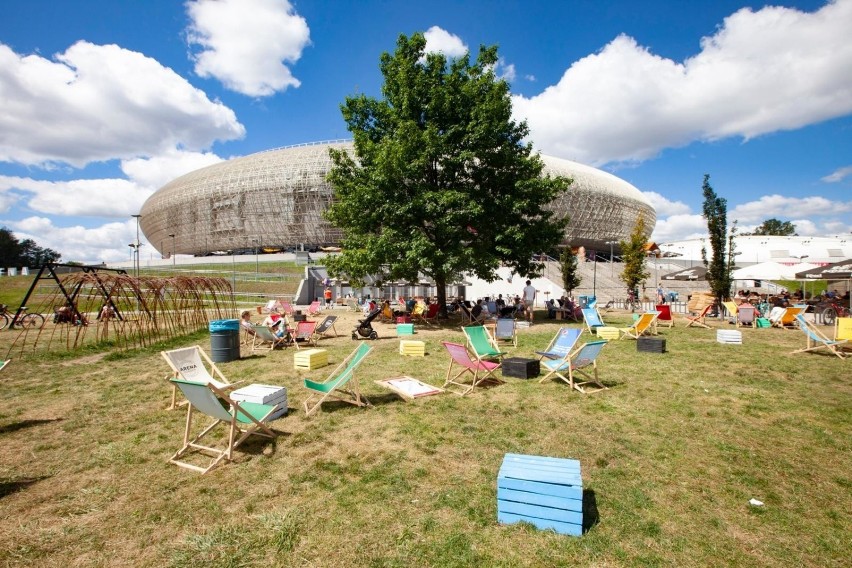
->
0, 307, 849, 567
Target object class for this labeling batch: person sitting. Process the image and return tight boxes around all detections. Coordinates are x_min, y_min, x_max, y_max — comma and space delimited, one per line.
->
262, 308, 283, 327
471, 299, 484, 321
546, 299, 557, 319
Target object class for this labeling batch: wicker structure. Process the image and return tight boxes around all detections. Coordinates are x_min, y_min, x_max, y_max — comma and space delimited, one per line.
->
140, 141, 655, 256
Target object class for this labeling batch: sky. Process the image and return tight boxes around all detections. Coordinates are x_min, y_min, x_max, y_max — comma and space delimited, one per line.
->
0, 0, 850, 264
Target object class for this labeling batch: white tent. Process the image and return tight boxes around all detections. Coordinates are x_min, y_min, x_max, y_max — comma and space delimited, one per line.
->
732, 261, 819, 281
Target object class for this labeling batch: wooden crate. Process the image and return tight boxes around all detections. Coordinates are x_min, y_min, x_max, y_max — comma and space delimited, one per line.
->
399, 340, 426, 357
502, 357, 540, 379
716, 330, 742, 345
497, 453, 583, 536
294, 349, 328, 370
637, 337, 666, 353
596, 326, 619, 340
396, 323, 414, 336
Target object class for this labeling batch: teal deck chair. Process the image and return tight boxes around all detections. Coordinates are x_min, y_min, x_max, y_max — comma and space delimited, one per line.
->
540, 340, 608, 393
581, 308, 605, 335
169, 379, 279, 474
303, 343, 373, 415
791, 314, 848, 359
535, 327, 582, 361
462, 325, 506, 363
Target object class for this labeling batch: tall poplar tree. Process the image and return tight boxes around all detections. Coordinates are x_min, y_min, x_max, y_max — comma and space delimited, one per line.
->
324, 33, 570, 313
560, 247, 582, 296
700, 174, 735, 306
619, 215, 650, 300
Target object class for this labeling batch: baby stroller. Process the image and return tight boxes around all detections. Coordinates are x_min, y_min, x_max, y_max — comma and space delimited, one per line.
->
352, 307, 382, 340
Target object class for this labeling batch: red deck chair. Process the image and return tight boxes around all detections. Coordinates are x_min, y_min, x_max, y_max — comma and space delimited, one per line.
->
441, 341, 502, 395
655, 304, 674, 328
292, 321, 318, 349
685, 304, 712, 329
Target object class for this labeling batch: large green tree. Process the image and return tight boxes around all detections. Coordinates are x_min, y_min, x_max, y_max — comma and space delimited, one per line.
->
0, 227, 61, 268
745, 218, 797, 236
619, 215, 650, 302
325, 33, 570, 312
700, 174, 735, 306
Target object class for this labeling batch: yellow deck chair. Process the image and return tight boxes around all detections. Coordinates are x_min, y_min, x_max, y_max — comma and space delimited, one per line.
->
773, 306, 806, 329
722, 301, 739, 324
835, 317, 852, 342
620, 311, 659, 339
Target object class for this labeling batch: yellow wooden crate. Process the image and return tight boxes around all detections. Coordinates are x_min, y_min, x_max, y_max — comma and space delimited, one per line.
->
596, 326, 619, 340
294, 348, 328, 370
399, 340, 426, 357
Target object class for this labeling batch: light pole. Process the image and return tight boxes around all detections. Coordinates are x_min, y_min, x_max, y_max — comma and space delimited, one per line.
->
131, 214, 141, 278
169, 234, 175, 267
605, 240, 617, 276
252, 238, 259, 278
592, 250, 597, 298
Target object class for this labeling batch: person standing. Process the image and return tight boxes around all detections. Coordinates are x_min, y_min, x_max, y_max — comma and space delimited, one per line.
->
324, 286, 333, 309
522, 280, 536, 324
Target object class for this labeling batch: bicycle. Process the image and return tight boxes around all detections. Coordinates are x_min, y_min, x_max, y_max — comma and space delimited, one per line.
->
624, 291, 639, 313
0, 304, 46, 330
821, 301, 850, 326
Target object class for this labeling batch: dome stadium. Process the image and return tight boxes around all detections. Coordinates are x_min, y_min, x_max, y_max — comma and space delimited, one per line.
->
139, 141, 655, 256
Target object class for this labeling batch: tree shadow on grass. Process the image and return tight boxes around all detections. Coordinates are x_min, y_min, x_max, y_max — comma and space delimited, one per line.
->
0, 418, 62, 435
0, 475, 50, 499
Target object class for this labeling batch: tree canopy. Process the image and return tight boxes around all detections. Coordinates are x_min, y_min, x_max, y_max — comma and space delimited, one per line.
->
559, 247, 582, 296
619, 215, 650, 295
744, 218, 797, 236
700, 175, 735, 305
0, 227, 61, 268
324, 33, 570, 311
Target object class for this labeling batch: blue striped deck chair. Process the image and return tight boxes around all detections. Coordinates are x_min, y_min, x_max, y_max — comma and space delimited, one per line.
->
581, 308, 605, 335
169, 379, 279, 474
791, 314, 848, 359
494, 317, 518, 347
539, 340, 608, 393
535, 327, 582, 361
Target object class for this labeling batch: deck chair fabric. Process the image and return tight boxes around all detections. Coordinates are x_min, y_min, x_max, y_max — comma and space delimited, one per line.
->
737, 305, 756, 328
303, 343, 373, 415
493, 318, 518, 347
462, 325, 506, 363
581, 308, 605, 335
418, 303, 440, 325
620, 311, 659, 339
169, 379, 278, 474
314, 315, 338, 339
791, 314, 848, 359
772, 306, 806, 329
379, 303, 395, 323
292, 321, 318, 349
441, 341, 502, 395
307, 301, 322, 316
539, 340, 608, 394
654, 304, 674, 328
722, 301, 739, 324
251, 324, 289, 352
535, 327, 582, 361
458, 302, 486, 325
836, 317, 852, 342
161, 346, 238, 409
685, 304, 712, 328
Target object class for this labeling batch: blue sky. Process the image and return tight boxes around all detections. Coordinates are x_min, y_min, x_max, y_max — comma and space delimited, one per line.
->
0, 0, 850, 263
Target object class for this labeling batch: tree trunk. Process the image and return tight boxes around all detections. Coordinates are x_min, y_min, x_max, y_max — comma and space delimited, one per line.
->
435, 274, 449, 318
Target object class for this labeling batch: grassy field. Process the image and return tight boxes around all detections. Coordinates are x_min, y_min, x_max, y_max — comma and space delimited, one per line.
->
0, 305, 849, 567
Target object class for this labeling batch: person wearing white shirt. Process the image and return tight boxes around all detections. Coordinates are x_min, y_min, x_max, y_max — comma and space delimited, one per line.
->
522, 280, 536, 324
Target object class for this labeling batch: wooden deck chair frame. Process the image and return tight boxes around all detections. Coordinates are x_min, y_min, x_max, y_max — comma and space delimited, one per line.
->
493, 317, 518, 347
251, 324, 289, 352
416, 303, 440, 326
539, 340, 608, 394
736, 305, 757, 328
773, 306, 806, 329
535, 327, 582, 361
685, 304, 712, 328
169, 379, 278, 474
303, 343, 374, 415
291, 320, 318, 349
161, 345, 239, 410
791, 314, 848, 359
307, 301, 322, 316
581, 308, 605, 335
441, 341, 502, 395
620, 311, 659, 340
314, 315, 338, 340
654, 304, 674, 328
462, 324, 506, 363
457, 302, 486, 326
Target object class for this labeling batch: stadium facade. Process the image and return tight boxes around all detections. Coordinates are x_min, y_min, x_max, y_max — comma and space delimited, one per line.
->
139, 140, 656, 256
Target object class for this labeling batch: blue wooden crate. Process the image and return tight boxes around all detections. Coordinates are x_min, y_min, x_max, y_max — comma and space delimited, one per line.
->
497, 453, 583, 536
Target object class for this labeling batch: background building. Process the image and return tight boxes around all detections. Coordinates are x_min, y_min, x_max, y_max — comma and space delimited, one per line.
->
139, 141, 656, 257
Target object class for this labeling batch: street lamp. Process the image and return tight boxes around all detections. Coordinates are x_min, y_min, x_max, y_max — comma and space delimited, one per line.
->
252, 238, 259, 277
605, 240, 617, 276
131, 214, 141, 278
168, 234, 175, 267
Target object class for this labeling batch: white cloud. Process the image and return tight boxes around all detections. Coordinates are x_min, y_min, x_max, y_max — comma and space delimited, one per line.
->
650, 213, 708, 242
642, 191, 691, 216
496, 58, 516, 82
0, 41, 244, 168
423, 26, 468, 58
6, 217, 142, 264
120, 149, 223, 190
513, 1, 852, 165
821, 165, 852, 183
731, 194, 852, 223
186, 0, 310, 97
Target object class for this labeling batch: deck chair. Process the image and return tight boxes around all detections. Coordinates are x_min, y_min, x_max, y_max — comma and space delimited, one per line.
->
379, 303, 395, 323
441, 341, 502, 395
685, 304, 712, 329
486, 301, 498, 318
457, 302, 486, 325
535, 327, 582, 361
307, 301, 322, 316
836, 317, 852, 343
251, 324, 289, 352
303, 343, 373, 415
620, 311, 659, 339
462, 324, 506, 363
791, 314, 847, 359
169, 379, 278, 474
161, 346, 239, 410
539, 340, 608, 394
292, 321, 318, 349
314, 315, 338, 339
416, 303, 440, 326
493, 317, 518, 347
737, 305, 756, 328
345, 298, 360, 312
773, 306, 806, 329
722, 301, 739, 323
655, 304, 674, 328
581, 308, 605, 335
279, 301, 294, 316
